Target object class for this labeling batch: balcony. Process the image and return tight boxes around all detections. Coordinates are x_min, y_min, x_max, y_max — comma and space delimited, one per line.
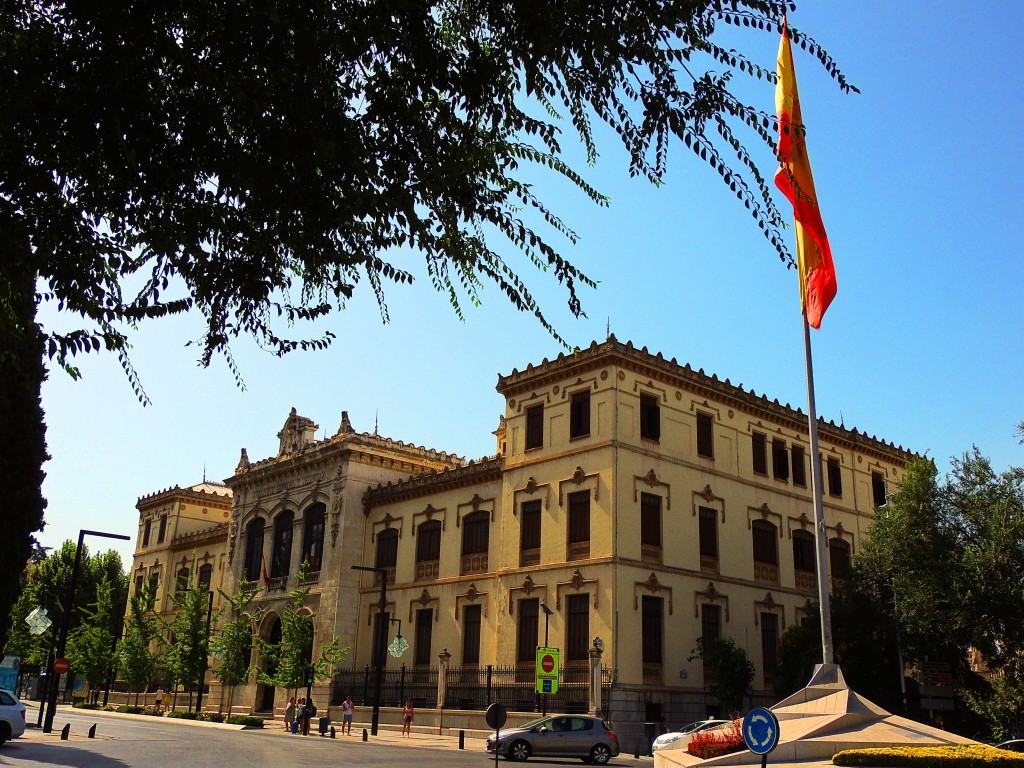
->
267, 576, 288, 592
641, 543, 663, 564
795, 570, 817, 593
699, 555, 719, 574
298, 571, 320, 588
754, 562, 779, 584
643, 662, 663, 685
520, 548, 540, 567
373, 567, 396, 586
415, 560, 439, 581
461, 553, 488, 575
567, 541, 590, 562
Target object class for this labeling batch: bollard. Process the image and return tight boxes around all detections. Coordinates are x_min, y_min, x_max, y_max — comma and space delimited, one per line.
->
60, 723, 70, 740
362, 728, 368, 742
88, 723, 97, 739
634, 745, 640, 759
459, 730, 465, 750
330, 726, 336, 739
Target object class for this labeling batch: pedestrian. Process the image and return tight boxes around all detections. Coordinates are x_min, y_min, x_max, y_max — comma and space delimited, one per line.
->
401, 699, 414, 737
292, 697, 305, 734
284, 696, 296, 733
303, 698, 317, 736
659, 717, 669, 735
341, 695, 354, 735
155, 688, 165, 713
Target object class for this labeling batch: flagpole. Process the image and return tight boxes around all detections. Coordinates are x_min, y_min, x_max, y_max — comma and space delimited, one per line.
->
803, 312, 834, 665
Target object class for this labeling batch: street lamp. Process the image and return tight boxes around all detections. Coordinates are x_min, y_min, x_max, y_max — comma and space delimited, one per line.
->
352, 565, 389, 735
43, 529, 130, 734
540, 601, 554, 716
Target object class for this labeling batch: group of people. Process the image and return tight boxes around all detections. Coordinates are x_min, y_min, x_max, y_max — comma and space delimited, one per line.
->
282, 695, 415, 737
283, 696, 319, 735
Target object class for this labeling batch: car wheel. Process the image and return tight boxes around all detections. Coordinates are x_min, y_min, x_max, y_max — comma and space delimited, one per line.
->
0, 721, 10, 746
590, 744, 612, 765
507, 739, 531, 761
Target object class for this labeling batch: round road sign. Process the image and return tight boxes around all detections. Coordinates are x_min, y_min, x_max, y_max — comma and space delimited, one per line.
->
541, 654, 555, 673
742, 707, 780, 755
485, 702, 507, 730
53, 657, 70, 675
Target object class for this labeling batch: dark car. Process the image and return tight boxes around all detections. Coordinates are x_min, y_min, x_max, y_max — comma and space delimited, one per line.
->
995, 740, 1024, 753
485, 714, 620, 764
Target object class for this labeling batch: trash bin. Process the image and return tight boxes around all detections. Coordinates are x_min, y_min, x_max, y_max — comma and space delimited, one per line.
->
644, 722, 657, 756
319, 715, 330, 736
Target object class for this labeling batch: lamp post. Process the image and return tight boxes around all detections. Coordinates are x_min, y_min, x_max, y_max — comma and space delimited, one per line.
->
43, 529, 130, 734
540, 601, 554, 716
352, 565, 388, 735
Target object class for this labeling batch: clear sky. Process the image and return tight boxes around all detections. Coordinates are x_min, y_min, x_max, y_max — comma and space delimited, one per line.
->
35, 1, 1023, 566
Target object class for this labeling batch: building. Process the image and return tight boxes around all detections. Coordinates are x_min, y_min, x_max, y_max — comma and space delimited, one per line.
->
354, 338, 913, 736
127, 480, 233, 635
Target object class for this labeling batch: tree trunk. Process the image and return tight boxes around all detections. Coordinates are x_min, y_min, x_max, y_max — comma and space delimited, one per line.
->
0, 243, 48, 651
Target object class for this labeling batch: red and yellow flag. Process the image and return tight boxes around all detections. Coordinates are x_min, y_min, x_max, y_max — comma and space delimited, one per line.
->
774, 21, 836, 329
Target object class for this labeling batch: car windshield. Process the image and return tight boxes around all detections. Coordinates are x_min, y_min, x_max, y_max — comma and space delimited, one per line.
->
518, 717, 551, 730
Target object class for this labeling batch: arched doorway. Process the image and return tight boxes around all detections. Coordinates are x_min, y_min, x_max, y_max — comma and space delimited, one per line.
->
258, 617, 282, 713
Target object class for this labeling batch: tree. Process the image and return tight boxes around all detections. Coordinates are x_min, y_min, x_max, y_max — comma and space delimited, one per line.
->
118, 576, 159, 706
66, 573, 120, 695
255, 562, 346, 694
689, 636, 754, 714
1, 1, 855, 628
210, 584, 263, 714
160, 558, 212, 711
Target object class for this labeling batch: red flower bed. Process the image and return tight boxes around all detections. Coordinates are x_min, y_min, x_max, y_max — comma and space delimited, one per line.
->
688, 720, 746, 759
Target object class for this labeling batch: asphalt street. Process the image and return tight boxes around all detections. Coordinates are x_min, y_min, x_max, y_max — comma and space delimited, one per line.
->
1, 705, 650, 768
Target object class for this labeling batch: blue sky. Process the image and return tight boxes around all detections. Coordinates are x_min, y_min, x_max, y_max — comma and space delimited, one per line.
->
36, 1, 1023, 565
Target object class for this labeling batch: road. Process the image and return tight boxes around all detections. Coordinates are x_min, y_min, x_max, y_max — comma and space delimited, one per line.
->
1, 705, 650, 768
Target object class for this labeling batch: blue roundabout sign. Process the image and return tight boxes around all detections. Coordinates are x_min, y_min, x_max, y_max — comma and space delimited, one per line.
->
742, 707, 780, 755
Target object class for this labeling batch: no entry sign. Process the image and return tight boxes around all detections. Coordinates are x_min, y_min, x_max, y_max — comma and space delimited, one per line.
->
535, 647, 559, 694
53, 658, 70, 675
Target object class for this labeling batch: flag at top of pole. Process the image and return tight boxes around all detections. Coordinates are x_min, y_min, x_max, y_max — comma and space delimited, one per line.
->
774, 19, 837, 329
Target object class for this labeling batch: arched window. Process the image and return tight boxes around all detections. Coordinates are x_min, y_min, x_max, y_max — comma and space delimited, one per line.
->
415, 520, 442, 580
751, 519, 778, 583
243, 518, 265, 583
461, 511, 489, 575
176, 567, 190, 595
829, 538, 852, 578
374, 528, 399, 584
301, 503, 326, 572
271, 511, 294, 578
198, 563, 214, 590
792, 530, 816, 572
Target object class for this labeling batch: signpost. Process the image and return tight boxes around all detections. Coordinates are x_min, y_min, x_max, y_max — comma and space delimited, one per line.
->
535, 647, 559, 695
743, 707, 780, 768
486, 702, 507, 768
53, 658, 70, 675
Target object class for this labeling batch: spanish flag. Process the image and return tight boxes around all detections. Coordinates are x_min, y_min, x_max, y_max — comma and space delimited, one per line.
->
774, 20, 837, 329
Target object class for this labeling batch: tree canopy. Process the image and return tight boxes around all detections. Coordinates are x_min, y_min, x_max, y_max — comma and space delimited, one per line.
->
1, 0, 854, 639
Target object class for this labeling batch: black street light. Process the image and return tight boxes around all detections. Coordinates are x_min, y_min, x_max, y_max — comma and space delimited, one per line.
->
352, 565, 389, 735
43, 529, 130, 734
540, 601, 554, 716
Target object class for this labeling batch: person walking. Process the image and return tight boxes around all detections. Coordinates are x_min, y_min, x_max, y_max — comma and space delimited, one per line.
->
284, 696, 296, 733
401, 699, 414, 737
341, 695, 354, 735
155, 688, 165, 713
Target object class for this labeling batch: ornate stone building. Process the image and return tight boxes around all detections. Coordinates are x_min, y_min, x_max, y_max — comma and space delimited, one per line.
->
355, 337, 914, 736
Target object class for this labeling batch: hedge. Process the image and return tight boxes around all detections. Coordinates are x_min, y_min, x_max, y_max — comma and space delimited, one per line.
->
834, 745, 1024, 768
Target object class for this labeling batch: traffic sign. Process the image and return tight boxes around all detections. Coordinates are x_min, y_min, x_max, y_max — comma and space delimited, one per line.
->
535, 646, 559, 694
742, 707, 780, 755
53, 657, 70, 675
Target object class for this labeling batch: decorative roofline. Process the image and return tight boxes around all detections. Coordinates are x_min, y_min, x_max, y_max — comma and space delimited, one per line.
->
496, 337, 917, 461
137, 483, 233, 508
170, 522, 230, 552
364, 455, 503, 511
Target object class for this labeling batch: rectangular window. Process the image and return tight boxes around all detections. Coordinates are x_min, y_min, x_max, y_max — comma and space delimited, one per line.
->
872, 471, 887, 507
827, 457, 843, 497
640, 394, 660, 441
792, 531, 816, 573
142, 519, 151, 547
752, 432, 768, 475
462, 604, 482, 665
698, 506, 719, 564
569, 390, 591, 439
567, 490, 591, 560
566, 594, 590, 661
414, 608, 433, 667
157, 514, 168, 544
772, 439, 789, 481
641, 595, 663, 664
696, 412, 714, 458
761, 612, 779, 685
525, 404, 544, 450
791, 445, 807, 487
752, 520, 779, 565
517, 599, 539, 662
640, 492, 662, 561
701, 603, 721, 652
134, 575, 144, 595
520, 500, 542, 567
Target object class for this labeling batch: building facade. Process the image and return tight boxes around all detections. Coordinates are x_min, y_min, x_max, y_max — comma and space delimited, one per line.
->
355, 338, 913, 735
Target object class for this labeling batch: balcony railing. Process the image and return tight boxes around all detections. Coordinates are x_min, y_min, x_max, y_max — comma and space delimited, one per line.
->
641, 543, 663, 564
795, 570, 817, 593
415, 560, 439, 581
700, 555, 719, 574
754, 562, 779, 584
566, 540, 590, 561
373, 567, 396, 586
298, 571, 320, 587
267, 576, 288, 592
461, 553, 488, 575
519, 548, 540, 567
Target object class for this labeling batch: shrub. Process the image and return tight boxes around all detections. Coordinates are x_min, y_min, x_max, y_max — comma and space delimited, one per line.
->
167, 710, 198, 719
833, 746, 1024, 768
226, 715, 264, 728
688, 720, 745, 759
115, 705, 146, 714
198, 712, 226, 723
74, 702, 100, 710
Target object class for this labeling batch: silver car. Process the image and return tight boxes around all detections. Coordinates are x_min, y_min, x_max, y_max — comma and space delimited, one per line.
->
652, 719, 731, 753
0, 688, 26, 745
485, 714, 620, 764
